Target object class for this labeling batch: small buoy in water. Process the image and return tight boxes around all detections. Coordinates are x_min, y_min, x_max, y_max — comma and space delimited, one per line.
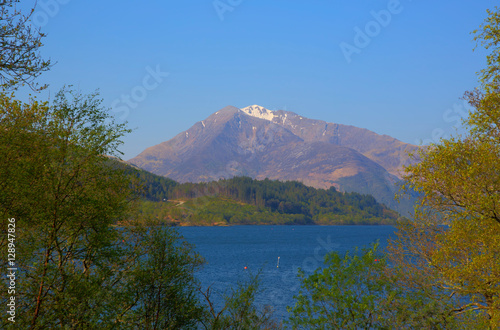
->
244, 266, 247, 270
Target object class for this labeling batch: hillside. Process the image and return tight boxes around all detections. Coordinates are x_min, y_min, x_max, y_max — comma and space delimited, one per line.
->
120, 164, 401, 226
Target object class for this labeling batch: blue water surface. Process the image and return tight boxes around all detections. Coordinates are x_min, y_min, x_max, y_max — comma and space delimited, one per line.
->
178, 225, 396, 322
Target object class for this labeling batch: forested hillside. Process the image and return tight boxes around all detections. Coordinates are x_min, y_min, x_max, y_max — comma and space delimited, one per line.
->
123, 164, 400, 226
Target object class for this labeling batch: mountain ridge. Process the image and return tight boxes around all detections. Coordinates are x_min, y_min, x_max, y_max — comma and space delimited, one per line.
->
239, 105, 418, 178
129, 105, 419, 214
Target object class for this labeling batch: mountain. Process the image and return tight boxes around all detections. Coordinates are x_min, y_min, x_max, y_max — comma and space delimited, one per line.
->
239, 105, 417, 179
128, 105, 419, 214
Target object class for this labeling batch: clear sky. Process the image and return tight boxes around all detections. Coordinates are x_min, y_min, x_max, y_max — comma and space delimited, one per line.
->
17, 0, 497, 159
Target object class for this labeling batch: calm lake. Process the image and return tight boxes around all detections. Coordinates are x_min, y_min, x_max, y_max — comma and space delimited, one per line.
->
178, 225, 397, 322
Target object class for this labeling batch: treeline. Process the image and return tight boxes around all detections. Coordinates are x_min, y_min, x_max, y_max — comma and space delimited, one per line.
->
124, 167, 400, 225
121, 162, 178, 201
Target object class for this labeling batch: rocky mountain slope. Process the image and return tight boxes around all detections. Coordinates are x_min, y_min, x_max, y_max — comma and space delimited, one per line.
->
129, 105, 419, 214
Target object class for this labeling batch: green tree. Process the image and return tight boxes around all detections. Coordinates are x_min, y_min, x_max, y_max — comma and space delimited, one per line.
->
199, 272, 281, 330
0, 0, 51, 90
0, 88, 131, 327
386, 218, 492, 328
287, 244, 466, 329
287, 244, 394, 329
120, 225, 205, 329
0, 89, 206, 328
0, 88, 128, 327
394, 6, 500, 327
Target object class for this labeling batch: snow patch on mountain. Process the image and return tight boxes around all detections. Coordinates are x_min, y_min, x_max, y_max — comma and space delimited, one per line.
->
240, 105, 278, 122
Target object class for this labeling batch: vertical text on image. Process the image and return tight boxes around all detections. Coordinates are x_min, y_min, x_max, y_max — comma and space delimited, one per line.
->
6, 218, 16, 323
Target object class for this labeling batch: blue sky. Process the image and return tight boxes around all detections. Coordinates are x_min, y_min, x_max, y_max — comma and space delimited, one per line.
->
18, 0, 496, 159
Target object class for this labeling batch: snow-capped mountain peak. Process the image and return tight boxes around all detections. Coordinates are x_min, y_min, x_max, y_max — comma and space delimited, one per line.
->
240, 105, 277, 121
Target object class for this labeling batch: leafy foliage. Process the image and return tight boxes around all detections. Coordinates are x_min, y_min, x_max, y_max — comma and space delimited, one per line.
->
0, 90, 205, 328
0, 1, 51, 90
199, 272, 282, 330
394, 6, 500, 327
287, 244, 392, 329
119, 225, 205, 329
387, 219, 493, 328
287, 243, 474, 329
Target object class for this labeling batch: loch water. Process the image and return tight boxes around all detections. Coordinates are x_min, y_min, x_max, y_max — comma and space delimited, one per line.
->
178, 225, 397, 322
